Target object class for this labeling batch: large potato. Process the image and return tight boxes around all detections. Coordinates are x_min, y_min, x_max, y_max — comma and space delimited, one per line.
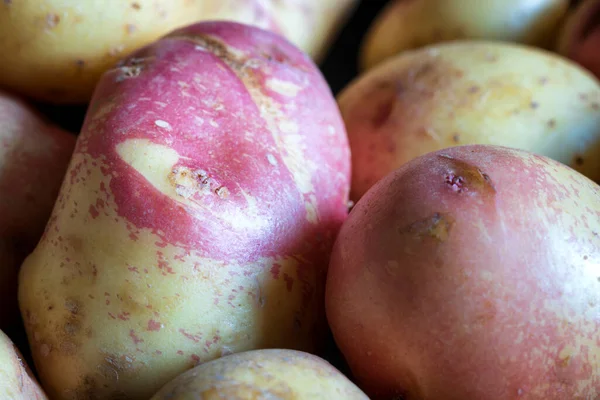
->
0, 0, 356, 104
360, 0, 569, 71
326, 144, 600, 399
150, 349, 369, 399
0, 90, 75, 328
556, 0, 600, 79
0, 330, 48, 400
18, 21, 351, 400
339, 40, 600, 201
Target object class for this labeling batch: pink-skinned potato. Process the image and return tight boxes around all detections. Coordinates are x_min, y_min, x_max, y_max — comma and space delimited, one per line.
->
0, 330, 48, 400
0, 90, 75, 328
326, 145, 600, 399
556, 0, 600, 80
149, 349, 369, 399
18, 21, 351, 400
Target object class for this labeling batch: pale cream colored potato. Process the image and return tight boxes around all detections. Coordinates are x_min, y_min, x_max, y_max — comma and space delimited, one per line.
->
149, 349, 369, 400
339, 40, 600, 200
0, 0, 356, 104
0, 330, 48, 400
360, 0, 569, 71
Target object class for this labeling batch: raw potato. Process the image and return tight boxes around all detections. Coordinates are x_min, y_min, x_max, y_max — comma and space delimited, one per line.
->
0, 0, 357, 104
18, 21, 351, 400
556, 0, 600, 79
340, 40, 600, 201
149, 349, 369, 399
0, 330, 48, 400
0, 90, 75, 328
326, 144, 600, 399
360, 0, 569, 71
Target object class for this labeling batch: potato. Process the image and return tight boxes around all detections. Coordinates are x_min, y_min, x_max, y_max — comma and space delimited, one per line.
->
556, 0, 600, 80
326, 144, 600, 399
149, 349, 369, 399
18, 21, 351, 400
339, 40, 600, 201
360, 0, 569, 71
0, 330, 48, 400
0, 90, 75, 328
0, 0, 356, 104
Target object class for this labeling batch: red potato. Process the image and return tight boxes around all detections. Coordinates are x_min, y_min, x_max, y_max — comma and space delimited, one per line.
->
326, 145, 600, 399
0, 330, 48, 400
557, 0, 600, 80
18, 21, 351, 400
0, 91, 75, 328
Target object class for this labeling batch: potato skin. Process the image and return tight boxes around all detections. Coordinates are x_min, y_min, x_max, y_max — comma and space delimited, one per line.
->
0, 0, 356, 104
340, 40, 600, 201
0, 330, 48, 400
18, 21, 350, 400
0, 91, 75, 328
556, 0, 600, 80
149, 349, 369, 399
326, 144, 600, 399
360, 0, 569, 71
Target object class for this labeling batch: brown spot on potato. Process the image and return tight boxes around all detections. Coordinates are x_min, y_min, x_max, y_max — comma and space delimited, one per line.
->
530, 101, 539, 109
46, 13, 60, 29
126, 24, 136, 34
131, 2, 141, 9
452, 134, 460, 143
547, 119, 556, 128
401, 213, 455, 242
75, 59, 85, 69
438, 155, 496, 196
575, 155, 585, 166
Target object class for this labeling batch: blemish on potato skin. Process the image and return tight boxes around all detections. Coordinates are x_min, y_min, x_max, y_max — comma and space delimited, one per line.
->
45, 13, 60, 29
438, 155, 496, 196
400, 212, 455, 242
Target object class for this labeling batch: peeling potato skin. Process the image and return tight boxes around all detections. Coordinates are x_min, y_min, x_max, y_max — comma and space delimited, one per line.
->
18, 21, 351, 400
0, 90, 75, 328
0, 330, 48, 400
149, 349, 369, 399
326, 144, 600, 400
0, 0, 357, 104
556, 0, 600, 80
339, 40, 600, 201
360, 0, 569, 71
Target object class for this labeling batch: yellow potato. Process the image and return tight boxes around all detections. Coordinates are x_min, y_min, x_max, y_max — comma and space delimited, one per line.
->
0, 0, 356, 104
149, 349, 369, 400
0, 330, 48, 400
339, 40, 600, 200
360, 0, 569, 71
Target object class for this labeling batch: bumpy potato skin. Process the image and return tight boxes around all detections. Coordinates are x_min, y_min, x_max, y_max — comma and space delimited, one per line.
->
0, 0, 356, 104
150, 349, 369, 399
340, 40, 600, 201
0, 91, 75, 328
18, 21, 350, 400
360, 0, 569, 71
326, 144, 600, 399
556, 0, 600, 80
0, 330, 48, 400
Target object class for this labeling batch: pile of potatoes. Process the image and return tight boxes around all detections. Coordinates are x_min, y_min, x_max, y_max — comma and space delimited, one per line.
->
0, 0, 599, 399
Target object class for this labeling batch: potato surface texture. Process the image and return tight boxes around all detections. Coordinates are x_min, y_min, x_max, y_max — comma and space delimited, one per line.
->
326, 145, 600, 399
340, 40, 600, 201
360, 0, 569, 71
0, 0, 356, 104
0, 330, 48, 400
18, 21, 351, 400
149, 349, 369, 399
0, 91, 75, 328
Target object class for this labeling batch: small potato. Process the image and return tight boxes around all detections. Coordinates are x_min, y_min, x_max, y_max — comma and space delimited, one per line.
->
149, 349, 369, 399
339, 40, 600, 201
0, 330, 48, 400
556, 0, 600, 79
326, 145, 600, 399
0, 90, 75, 328
0, 0, 356, 104
360, 0, 569, 71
